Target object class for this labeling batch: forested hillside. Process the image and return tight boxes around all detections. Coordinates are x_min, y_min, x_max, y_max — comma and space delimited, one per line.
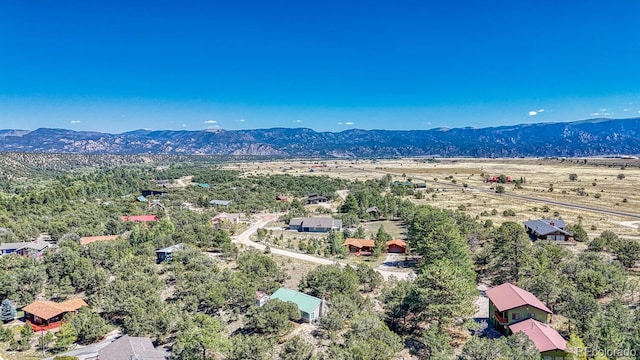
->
0, 156, 638, 359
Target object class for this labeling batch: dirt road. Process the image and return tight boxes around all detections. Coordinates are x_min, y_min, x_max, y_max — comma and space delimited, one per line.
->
232, 214, 414, 281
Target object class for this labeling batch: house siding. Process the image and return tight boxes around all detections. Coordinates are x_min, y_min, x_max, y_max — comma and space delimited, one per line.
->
542, 350, 567, 360
489, 300, 550, 333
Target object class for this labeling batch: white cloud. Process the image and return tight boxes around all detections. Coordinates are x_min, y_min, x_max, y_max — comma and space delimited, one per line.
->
599, 108, 607, 112
623, 109, 629, 112
345, 122, 355, 125
181, 124, 188, 127
239, 119, 245, 122
590, 112, 600, 116
294, 119, 302, 123
70, 120, 81, 124
204, 120, 217, 124
337, 122, 343, 125
528, 111, 538, 116
538, 108, 545, 113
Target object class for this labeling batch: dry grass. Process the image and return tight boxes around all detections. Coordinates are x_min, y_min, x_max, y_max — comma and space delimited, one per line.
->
227, 158, 640, 238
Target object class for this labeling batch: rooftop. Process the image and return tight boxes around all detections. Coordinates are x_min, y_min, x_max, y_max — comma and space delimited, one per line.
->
270, 288, 322, 314
79, 235, 121, 246
120, 215, 159, 222
486, 283, 552, 313
523, 219, 571, 236
22, 298, 88, 320
343, 238, 375, 248
509, 319, 567, 352
98, 335, 167, 360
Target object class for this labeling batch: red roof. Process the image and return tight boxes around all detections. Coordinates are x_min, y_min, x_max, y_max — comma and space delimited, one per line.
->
343, 238, 375, 248
120, 215, 158, 222
386, 239, 407, 248
509, 319, 566, 352
486, 283, 552, 313
79, 235, 121, 245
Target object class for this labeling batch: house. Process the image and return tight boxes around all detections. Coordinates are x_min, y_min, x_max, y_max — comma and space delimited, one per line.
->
79, 235, 121, 246
136, 196, 148, 203
276, 195, 289, 202
386, 239, 407, 253
209, 199, 232, 207
197, 183, 210, 189
509, 319, 567, 360
305, 193, 328, 205
212, 212, 240, 227
23, 298, 88, 332
486, 283, 552, 333
156, 243, 185, 263
343, 238, 375, 256
98, 335, 168, 360
0, 240, 52, 258
523, 219, 573, 241
120, 215, 159, 223
486, 175, 512, 183
365, 206, 380, 214
414, 183, 427, 189
288, 217, 342, 232
141, 189, 168, 197
392, 181, 414, 187
152, 179, 171, 187
256, 291, 270, 307
270, 288, 325, 323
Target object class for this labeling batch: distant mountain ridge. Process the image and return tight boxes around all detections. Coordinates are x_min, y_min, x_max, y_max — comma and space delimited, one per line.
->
1, 118, 640, 157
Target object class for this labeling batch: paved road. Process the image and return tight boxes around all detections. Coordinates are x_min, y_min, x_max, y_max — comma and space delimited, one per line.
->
366, 168, 640, 219
43, 330, 121, 360
231, 214, 414, 281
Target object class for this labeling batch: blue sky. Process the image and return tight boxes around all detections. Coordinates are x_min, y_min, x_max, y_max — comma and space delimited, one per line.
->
1, 0, 639, 133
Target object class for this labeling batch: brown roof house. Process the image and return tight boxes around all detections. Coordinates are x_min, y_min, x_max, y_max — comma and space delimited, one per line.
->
509, 319, 567, 359
211, 212, 240, 228
98, 335, 168, 360
487, 283, 567, 359
79, 235, 121, 246
386, 239, 407, 253
343, 238, 375, 256
23, 298, 88, 332
487, 283, 552, 332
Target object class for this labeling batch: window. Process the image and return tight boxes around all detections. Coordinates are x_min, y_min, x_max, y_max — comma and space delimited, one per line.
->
511, 313, 520, 320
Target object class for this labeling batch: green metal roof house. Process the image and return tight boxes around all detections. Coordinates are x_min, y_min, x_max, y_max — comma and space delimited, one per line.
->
270, 288, 325, 323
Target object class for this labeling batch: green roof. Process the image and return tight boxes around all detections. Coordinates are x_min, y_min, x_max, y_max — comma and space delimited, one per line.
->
137, 196, 148, 202
197, 183, 210, 188
270, 288, 322, 314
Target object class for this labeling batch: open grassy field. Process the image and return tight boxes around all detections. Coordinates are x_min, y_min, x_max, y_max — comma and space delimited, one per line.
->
225, 158, 640, 239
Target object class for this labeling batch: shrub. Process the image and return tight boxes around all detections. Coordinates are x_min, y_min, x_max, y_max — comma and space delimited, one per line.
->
502, 209, 516, 217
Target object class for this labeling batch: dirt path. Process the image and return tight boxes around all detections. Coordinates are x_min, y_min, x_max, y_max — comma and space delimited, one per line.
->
175, 175, 193, 187
231, 214, 414, 281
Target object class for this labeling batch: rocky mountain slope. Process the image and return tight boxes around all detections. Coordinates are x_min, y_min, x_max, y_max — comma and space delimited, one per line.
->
1, 118, 639, 157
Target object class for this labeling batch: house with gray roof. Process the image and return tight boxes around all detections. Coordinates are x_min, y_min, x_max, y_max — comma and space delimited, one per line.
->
288, 217, 342, 233
155, 243, 185, 263
523, 219, 573, 241
209, 199, 232, 206
0, 240, 52, 258
98, 335, 168, 360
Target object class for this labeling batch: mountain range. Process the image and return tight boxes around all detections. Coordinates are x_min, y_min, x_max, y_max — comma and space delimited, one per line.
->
1, 118, 639, 158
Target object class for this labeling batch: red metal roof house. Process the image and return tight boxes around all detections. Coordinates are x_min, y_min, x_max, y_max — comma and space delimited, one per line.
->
509, 319, 567, 359
120, 215, 158, 222
486, 283, 552, 333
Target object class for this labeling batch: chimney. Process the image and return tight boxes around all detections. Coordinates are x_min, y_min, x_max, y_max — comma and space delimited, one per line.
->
549, 221, 555, 226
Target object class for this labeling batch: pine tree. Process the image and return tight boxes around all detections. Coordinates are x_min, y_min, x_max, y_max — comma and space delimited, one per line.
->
1, 299, 17, 323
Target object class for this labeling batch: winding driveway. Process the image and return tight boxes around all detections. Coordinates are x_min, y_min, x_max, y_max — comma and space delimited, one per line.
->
232, 215, 414, 281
